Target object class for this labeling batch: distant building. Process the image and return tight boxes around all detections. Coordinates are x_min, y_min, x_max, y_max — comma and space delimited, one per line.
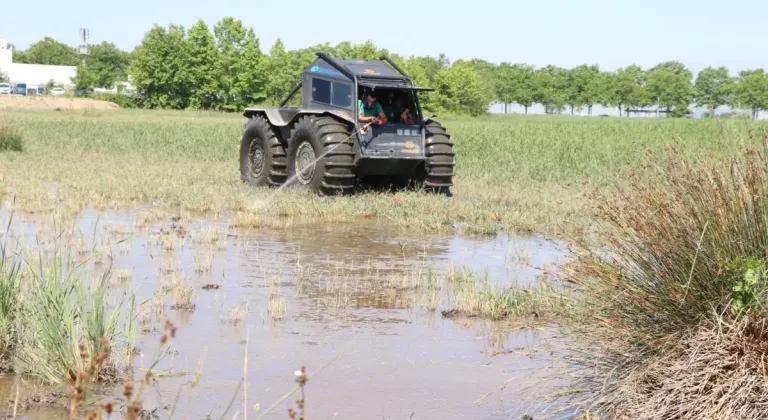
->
0, 39, 77, 88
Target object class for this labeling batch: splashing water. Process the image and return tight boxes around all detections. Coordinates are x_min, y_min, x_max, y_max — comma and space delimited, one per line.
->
250, 121, 374, 211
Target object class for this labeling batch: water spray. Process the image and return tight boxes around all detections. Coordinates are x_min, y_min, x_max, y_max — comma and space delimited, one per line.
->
251, 120, 376, 210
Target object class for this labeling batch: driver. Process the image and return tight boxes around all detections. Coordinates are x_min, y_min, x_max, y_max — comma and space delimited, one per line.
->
358, 91, 387, 131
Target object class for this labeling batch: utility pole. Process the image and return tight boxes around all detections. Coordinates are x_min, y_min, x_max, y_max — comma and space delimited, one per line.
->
78, 28, 89, 67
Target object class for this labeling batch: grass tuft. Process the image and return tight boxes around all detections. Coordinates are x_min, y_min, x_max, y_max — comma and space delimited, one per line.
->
563, 145, 768, 417
0, 125, 23, 152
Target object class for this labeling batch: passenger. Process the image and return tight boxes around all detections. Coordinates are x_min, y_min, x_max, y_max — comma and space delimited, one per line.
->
398, 97, 416, 124
400, 106, 416, 124
358, 92, 387, 131
382, 92, 402, 123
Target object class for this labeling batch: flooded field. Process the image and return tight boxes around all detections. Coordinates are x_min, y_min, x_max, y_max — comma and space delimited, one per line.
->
0, 208, 571, 419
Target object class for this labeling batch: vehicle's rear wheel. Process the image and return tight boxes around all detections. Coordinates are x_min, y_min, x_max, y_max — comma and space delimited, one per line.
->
286, 115, 356, 195
417, 120, 455, 195
239, 115, 287, 187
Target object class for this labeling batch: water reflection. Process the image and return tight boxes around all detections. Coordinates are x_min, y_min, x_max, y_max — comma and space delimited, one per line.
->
0, 208, 569, 419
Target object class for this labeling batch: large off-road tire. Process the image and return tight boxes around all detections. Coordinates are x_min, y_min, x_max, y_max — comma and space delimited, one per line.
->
286, 115, 356, 195
239, 115, 287, 187
419, 120, 456, 194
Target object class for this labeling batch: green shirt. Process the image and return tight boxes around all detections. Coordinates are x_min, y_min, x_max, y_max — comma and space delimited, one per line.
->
382, 101, 402, 123
358, 99, 383, 118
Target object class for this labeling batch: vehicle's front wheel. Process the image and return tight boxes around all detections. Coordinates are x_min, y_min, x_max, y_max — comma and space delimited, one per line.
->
286, 115, 356, 195
239, 115, 287, 187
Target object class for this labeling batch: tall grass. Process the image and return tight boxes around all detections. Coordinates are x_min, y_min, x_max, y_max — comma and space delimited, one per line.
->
16, 242, 130, 385
0, 125, 23, 152
562, 144, 768, 418
0, 226, 136, 386
2, 109, 767, 235
0, 229, 21, 370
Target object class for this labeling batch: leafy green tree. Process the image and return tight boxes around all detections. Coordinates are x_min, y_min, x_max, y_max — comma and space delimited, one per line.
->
605, 65, 647, 117
11, 50, 27, 63
403, 58, 438, 113
647, 69, 693, 116
734, 69, 768, 120
645, 61, 693, 117
535, 65, 567, 114
232, 29, 268, 109
186, 20, 219, 109
494, 62, 515, 113
0, 72, 8, 83
85, 42, 131, 89
495, 63, 536, 114
213, 17, 248, 111
129, 24, 192, 109
13, 37, 80, 65
509, 64, 537, 114
265, 39, 298, 106
408, 55, 449, 85
565, 64, 600, 115
434, 60, 489, 116
650, 61, 693, 79
694, 66, 734, 115
469, 59, 498, 107
71, 65, 98, 94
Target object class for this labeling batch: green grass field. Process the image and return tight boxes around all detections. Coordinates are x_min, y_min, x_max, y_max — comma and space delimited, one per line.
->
1, 108, 766, 236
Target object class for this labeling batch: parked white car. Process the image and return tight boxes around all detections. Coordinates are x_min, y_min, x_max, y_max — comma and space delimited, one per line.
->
0, 83, 10, 95
51, 87, 65, 96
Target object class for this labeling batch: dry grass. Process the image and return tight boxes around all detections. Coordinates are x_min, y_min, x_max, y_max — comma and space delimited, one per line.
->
604, 315, 768, 419
268, 277, 287, 321
561, 144, 768, 417
0, 95, 120, 110
223, 301, 249, 325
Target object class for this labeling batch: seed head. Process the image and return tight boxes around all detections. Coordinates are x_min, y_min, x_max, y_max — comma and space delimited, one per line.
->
165, 320, 177, 338
102, 401, 114, 414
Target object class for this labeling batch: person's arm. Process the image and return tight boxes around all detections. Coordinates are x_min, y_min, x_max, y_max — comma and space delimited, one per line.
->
358, 113, 376, 123
358, 100, 376, 123
376, 103, 387, 124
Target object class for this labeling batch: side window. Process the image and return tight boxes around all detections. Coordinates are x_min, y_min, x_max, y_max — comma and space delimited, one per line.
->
331, 83, 352, 108
312, 78, 331, 104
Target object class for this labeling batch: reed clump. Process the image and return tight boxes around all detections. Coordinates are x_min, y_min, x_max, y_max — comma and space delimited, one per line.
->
563, 145, 768, 418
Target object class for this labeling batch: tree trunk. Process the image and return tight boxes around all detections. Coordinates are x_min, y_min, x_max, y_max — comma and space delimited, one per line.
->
618, 104, 622, 117
570, 105, 574, 115
588, 105, 592, 115
524, 105, 528, 115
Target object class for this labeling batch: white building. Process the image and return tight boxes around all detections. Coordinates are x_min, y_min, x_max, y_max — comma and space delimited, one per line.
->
0, 39, 77, 89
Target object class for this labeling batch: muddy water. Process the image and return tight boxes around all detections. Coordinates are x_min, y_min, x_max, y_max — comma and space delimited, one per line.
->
3, 209, 570, 419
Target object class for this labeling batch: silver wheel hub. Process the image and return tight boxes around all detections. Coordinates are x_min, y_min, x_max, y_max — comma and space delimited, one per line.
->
295, 142, 316, 185
249, 142, 265, 178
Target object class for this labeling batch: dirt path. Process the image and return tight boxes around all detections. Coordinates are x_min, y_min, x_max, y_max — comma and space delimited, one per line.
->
0, 95, 120, 110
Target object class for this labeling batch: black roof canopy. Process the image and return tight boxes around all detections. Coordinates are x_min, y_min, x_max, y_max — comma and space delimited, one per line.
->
305, 53, 434, 91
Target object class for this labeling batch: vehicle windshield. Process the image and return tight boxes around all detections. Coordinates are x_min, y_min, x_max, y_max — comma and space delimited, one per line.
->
16, 84, 26, 89
0, 83, 9, 88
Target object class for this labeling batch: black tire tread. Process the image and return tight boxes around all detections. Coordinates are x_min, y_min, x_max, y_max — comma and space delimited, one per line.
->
423, 120, 455, 192
287, 115, 356, 195
240, 115, 287, 187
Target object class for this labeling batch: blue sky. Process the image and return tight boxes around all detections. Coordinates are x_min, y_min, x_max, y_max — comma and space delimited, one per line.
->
4, 0, 766, 74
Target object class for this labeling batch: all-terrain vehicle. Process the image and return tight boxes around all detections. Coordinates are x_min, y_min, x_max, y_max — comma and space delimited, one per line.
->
238, 52, 455, 195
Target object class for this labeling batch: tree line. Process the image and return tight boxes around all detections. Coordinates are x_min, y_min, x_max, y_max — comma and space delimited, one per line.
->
11, 17, 768, 118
